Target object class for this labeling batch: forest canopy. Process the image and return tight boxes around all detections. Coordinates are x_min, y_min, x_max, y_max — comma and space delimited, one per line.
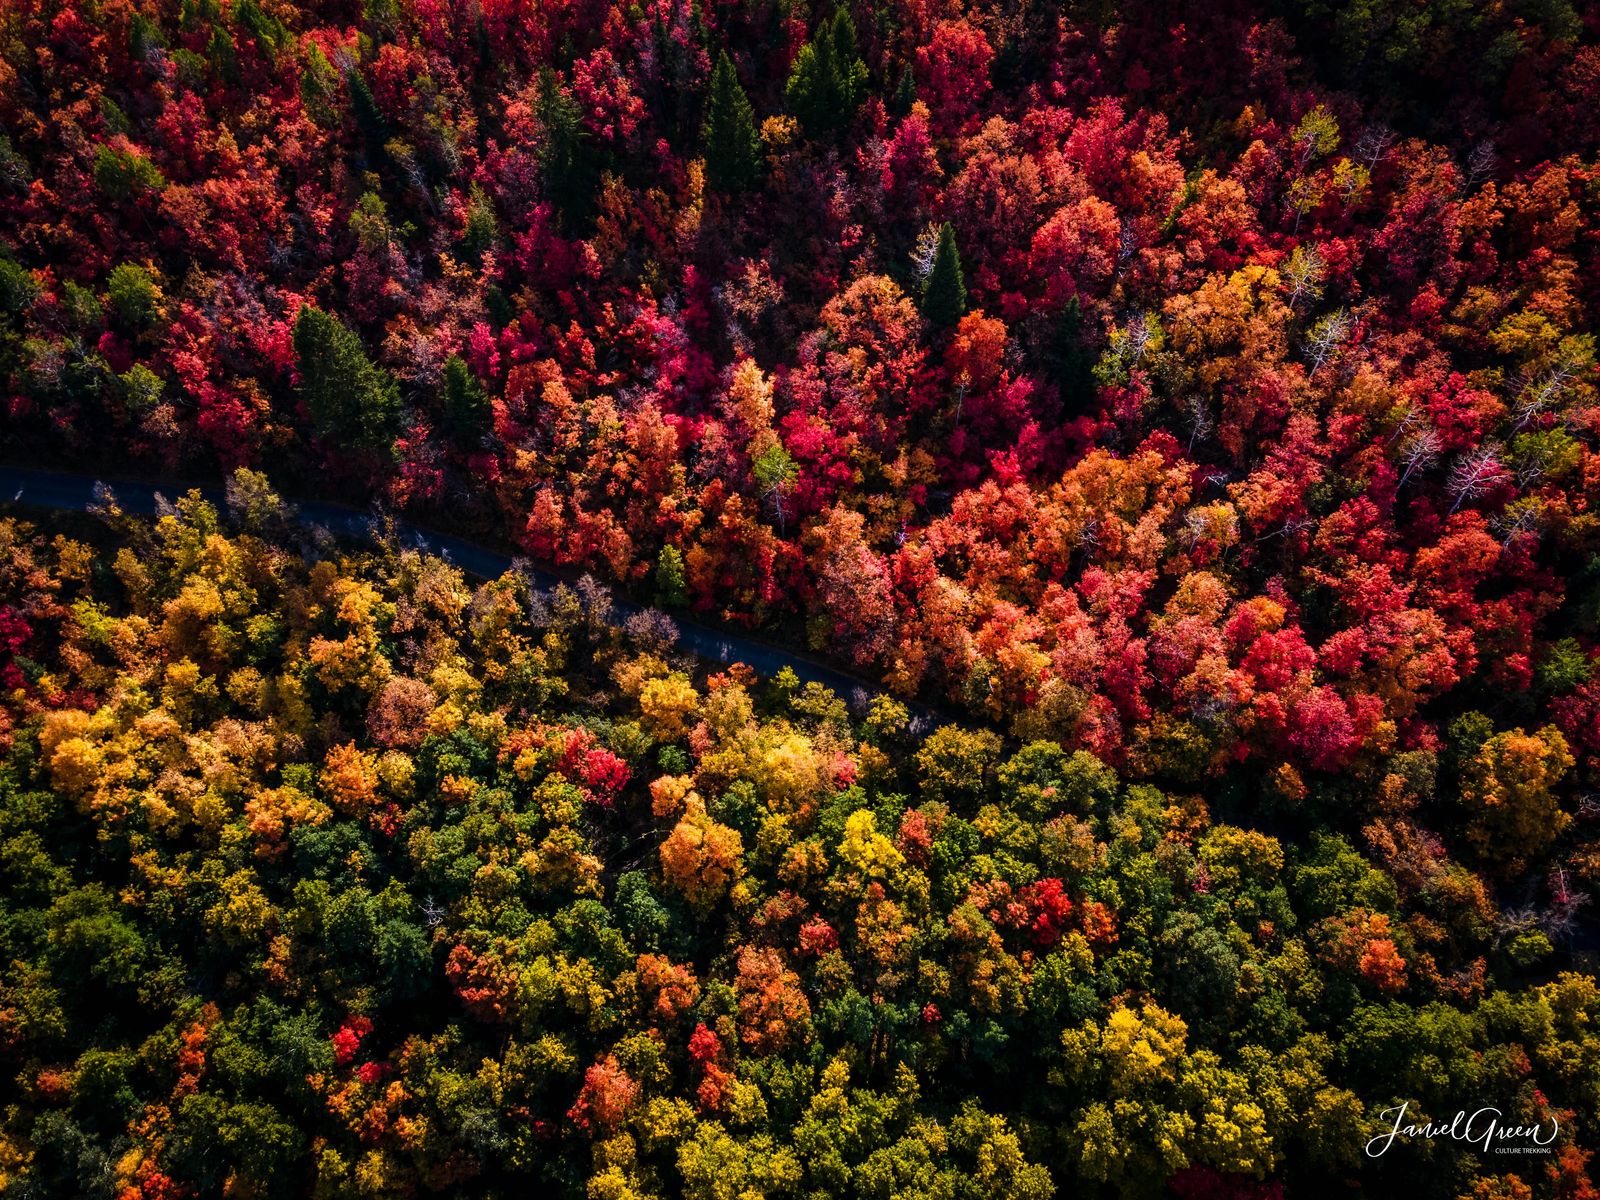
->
2, 0, 1600, 1195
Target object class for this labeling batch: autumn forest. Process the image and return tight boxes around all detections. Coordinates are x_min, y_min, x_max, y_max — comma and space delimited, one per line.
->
2, 0, 1600, 1195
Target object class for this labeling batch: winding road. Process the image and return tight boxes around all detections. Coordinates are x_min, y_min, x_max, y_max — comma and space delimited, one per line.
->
0, 465, 939, 729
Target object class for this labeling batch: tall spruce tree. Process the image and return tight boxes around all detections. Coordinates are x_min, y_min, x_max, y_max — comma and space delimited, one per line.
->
293, 306, 401, 451
922, 222, 968, 331
534, 68, 597, 229
785, 8, 868, 139
1047, 296, 1097, 416
346, 67, 389, 167
441, 354, 491, 440
827, 7, 868, 107
704, 52, 763, 193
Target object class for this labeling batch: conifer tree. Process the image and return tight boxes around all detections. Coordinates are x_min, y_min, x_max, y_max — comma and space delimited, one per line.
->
1048, 296, 1096, 415
922, 222, 967, 330
535, 68, 596, 228
441, 354, 491, 439
785, 8, 868, 138
346, 67, 389, 166
891, 63, 917, 116
293, 306, 401, 450
828, 7, 869, 107
704, 52, 763, 194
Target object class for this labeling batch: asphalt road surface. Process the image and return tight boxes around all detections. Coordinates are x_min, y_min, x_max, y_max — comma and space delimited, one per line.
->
0, 465, 938, 730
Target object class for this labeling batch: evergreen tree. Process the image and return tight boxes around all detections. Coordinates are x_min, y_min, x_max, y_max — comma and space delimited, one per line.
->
441, 354, 491, 440
891, 63, 917, 117
785, 8, 868, 139
292, 306, 401, 451
704, 52, 763, 194
129, 10, 165, 58
828, 7, 869, 107
922, 222, 967, 331
206, 25, 238, 82
535, 68, 597, 229
346, 67, 389, 167
1047, 296, 1097, 416
233, 0, 287, 64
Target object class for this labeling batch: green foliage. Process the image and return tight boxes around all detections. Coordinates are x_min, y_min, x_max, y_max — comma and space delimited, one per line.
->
785, 8, 869, 138
922, 222, 968, 330
459, 184, 501, 263
92, 143, 165, 200
292, 305, 402, 450
441, 353, 492, 439
128, 11, 166, 59
232, 0, 289, 62
0, 257, 39, 315
107, 262, 162, 327
655, 543, 688, 607
346, 67, 389, 163
535, 68, 598, 228
704, 52, 763, 194
1537, 637, 1592, 694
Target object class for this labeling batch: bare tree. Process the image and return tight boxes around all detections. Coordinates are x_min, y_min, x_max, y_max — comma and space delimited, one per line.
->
1463, 140, 1498, 192
1513, 345, 1589, 430
1491, 498, 1545, 548
1447, 446, 1508, 513
1353, 124, 1396, 170
1397, 427, 1442, 488
1304, 308, 1354, 373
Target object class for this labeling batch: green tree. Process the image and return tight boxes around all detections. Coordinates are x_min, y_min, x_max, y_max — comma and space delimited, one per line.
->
441, 354, 491, 439
922, 222, 967, 330
459, 185, 500, 264
92, 144, 165, 201
1047, 295, 1097, 415
346, 67, 389, 165
752, 441, 798, 532
785, 8, 868, 138
107, 262, 162, 327
655, 544, 688, 607
292, 305, 401, 450
535, 68, 598, 228
0, 258, 39, 315
705, 51, 763, 193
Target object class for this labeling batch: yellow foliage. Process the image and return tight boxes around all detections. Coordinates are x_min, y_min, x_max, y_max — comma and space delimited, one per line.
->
660, 798, 744, 914
322, 742, 382, 818
1100, 1003, 1189, 1096
1461, 725, 1573, 871
837, 810, 904, 878
639, 673, 700, 740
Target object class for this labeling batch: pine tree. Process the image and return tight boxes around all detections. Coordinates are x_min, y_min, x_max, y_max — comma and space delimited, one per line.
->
785, 8, 867, 139
891, 64, 917, 117
828, 8, 868, 109
441, 354, 491, 439
346, 67, 389, 167
922, 222, 967, 331
293, 306, 401, 451
705, 52, 763, 194
535, 68, 597, 229
1047, 296, 1096, 416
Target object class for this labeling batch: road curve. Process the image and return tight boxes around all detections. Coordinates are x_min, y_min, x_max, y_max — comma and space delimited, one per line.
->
0, 465, 940, 730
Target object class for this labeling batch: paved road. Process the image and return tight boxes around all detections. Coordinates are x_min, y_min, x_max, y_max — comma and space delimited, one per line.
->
0, 466, 938, 729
